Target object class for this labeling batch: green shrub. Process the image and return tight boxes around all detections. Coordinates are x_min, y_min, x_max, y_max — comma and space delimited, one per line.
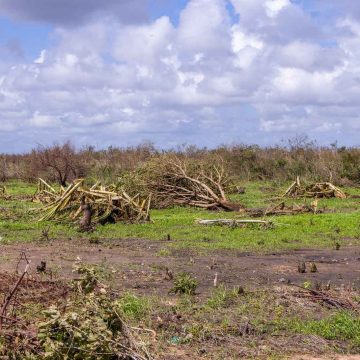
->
170, 272, 198, 295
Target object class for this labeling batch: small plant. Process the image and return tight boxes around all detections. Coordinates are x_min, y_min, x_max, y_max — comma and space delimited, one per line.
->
206, 284, 240, 309
40, 226, 51, 241
170, 272, 198, 295
89, 236, 101, 244
115, 292, 151, 321
72, 262, 107, 294
156, 248, 171, 257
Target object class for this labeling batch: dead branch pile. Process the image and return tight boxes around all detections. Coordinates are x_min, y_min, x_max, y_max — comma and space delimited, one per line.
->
247, 201, 322, 217
196, 219, 273, 228
284, 177, 346, 199
0, 255, 154, 360
140, 154, 243, 211
34, 178, 151, 225
292, 284, 359, 312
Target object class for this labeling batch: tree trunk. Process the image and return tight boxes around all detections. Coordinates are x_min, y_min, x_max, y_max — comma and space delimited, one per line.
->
79, 198, 92, 231
218, 200, 244, 212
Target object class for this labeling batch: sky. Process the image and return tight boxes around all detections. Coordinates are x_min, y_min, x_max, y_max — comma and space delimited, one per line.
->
0, 0, 359, 152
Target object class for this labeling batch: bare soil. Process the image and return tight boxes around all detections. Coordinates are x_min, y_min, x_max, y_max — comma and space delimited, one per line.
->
1, 239, 360, 359
0, 239, 359, 295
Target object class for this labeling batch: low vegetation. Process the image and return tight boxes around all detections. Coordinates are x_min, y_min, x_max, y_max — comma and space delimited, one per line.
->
1, 137, 360, 186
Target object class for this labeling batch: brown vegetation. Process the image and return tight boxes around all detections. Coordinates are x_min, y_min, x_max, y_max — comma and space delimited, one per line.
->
139, 154, 243, 211
34, 178, 151, 226
0, 137, 360, 185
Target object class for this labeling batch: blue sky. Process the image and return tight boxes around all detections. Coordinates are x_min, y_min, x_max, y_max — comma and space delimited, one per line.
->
0, 0, 359, 152
0, 16, 51, 59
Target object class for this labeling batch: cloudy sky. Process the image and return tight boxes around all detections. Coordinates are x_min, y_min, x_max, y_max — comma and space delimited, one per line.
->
0, 0, 359, 152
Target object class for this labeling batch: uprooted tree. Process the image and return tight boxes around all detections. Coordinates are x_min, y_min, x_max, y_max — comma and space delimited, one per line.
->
139, 154, 243, 211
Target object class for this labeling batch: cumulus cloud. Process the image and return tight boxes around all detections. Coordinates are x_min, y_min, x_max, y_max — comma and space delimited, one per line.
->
0, 0, 360, 152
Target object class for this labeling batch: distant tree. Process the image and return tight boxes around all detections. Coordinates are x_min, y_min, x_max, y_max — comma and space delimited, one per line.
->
33, 142, 78, 186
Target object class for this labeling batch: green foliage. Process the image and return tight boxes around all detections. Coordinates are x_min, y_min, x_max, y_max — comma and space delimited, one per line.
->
38, 297, 118, 360
115, 292, 151, 321
35, 264, 150, 360
293, 312, 360, 347
72, 262, 108, 294
170, 272, 198, 295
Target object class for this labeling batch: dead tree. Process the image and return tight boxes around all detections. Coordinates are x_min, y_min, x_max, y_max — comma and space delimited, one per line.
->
32, 142, 78, 187
143, 155, 243, 211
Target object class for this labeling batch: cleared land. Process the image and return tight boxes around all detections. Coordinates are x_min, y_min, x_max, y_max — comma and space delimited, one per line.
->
0, 181, 360, 359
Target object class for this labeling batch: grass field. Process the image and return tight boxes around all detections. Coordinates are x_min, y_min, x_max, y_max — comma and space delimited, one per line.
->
1, 180, 360, 252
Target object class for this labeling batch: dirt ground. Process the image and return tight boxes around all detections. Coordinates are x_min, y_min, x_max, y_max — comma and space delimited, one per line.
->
0, 238, 359, 295
1, 239, 360, 359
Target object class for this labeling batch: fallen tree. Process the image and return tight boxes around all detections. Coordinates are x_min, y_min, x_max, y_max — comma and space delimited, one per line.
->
284, 177, 346, 199
246, 201, 322, 217
140, 155, 243, 211
196, 219, 273, 227
34, 178, 151, 225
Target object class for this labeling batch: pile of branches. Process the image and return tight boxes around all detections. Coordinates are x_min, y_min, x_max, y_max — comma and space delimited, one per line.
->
34, 178, 151, 225
0, 256, 154, 360
140, 154, 243, 211
292, 284, 359, 312
247, 201, 322, 218
284, 177, 346, 199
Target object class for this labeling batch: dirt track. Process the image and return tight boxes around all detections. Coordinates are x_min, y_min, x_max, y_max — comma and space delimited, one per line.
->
1, 239, 359, 295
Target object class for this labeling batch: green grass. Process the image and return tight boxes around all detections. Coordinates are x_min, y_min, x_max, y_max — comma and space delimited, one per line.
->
292, 311, 360, 349
1, 180, 360, 252
115, 292, 152, 321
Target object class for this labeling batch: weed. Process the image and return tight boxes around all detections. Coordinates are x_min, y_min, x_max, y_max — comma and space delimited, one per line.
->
293, 312, 360, 347
206, 284, 240, 309
170, 272, 198, 295
115, 292, 151, 321
156, 248, 171, 257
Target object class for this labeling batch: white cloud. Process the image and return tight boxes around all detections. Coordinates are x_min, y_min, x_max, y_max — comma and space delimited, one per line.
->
34, 49, 46, 64
265, 0, 290, 18
1, 0, 360, 151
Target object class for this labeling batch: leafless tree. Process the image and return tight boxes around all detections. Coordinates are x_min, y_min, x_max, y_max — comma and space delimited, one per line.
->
33, 142, 79, 186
